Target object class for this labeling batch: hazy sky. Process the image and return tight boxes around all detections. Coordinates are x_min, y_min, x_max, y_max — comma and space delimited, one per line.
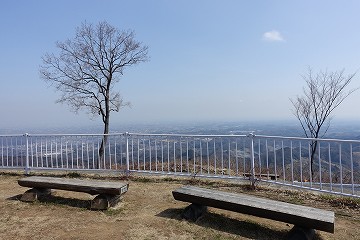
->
1, 0, 360, 130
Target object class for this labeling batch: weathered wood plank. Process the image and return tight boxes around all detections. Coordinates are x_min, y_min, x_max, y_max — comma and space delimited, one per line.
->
18, 176, 129, 195
172, 186, 335, 233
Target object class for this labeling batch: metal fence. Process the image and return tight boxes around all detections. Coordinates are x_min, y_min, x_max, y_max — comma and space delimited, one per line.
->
1, 132, 359, 198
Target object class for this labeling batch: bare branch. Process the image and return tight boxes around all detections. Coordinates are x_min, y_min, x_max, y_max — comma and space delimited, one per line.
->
40, 21, 148, 122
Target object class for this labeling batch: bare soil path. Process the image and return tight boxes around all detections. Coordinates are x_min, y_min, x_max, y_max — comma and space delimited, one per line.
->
0, 173, 359, 240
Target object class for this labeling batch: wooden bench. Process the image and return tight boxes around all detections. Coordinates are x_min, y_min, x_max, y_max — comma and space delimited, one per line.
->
18, 176, 129, 210
172, 186, 334, 239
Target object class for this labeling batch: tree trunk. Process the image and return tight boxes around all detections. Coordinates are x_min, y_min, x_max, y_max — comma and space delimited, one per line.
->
99, 78, 112, 169
309, 140, 318, 180
98, 114, 109, 169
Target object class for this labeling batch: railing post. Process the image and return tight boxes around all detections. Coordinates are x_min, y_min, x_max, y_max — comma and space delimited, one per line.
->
24, 133, 30, 175
248, 133, 256, 188
125, 132, 130, 177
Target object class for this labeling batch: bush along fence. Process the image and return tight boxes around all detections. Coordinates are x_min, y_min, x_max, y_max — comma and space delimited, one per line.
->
0, 132, 359, 198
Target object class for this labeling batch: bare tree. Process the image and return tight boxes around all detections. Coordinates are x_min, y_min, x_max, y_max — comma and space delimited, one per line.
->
40, 21, 149, 166
290, 68, 357, 177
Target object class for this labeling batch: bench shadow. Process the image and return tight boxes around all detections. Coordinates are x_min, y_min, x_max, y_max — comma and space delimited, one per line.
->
7, 194, 23, 201
157, 208, 324, 240
39, 195, 91, 209
7, 194, 91, 209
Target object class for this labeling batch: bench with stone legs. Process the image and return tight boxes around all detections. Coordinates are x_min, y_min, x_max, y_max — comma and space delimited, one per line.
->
18, 176, 129, 210
172, 186, 334, 240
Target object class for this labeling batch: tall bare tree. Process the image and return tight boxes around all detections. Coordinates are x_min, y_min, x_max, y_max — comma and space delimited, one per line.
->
290, 68, 357, 177
40, 21, 149, 166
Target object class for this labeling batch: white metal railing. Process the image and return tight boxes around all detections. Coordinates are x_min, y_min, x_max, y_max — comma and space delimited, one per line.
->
0, 132, 359, 198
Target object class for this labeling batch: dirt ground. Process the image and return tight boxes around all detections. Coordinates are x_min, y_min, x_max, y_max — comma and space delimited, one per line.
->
0, 173, 359, 240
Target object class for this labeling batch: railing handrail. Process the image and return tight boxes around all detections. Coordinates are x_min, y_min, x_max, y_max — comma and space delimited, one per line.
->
255, 134, 360, 144
127, 132, 248, 138
1, 132, 359, 144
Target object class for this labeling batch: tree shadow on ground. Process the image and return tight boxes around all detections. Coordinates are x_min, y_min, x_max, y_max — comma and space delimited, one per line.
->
7, 193, 91, 209
157, 208, 324, 240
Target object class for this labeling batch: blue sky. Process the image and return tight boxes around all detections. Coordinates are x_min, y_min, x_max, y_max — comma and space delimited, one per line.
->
1, 0, 360, 130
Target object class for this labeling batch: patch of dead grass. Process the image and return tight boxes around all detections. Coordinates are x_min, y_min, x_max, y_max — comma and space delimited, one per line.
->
0, 172, 359, 239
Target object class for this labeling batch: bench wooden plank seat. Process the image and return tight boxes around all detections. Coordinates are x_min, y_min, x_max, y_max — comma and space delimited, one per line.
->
172, 186, 334, 237
18, 176, 129, 210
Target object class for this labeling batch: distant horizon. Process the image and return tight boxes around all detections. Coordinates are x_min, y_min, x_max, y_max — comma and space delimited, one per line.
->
1, 118, 360, 137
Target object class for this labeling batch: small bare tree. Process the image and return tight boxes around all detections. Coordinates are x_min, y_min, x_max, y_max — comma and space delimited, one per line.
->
40, 21, 149, 166
290, 68, 357, 177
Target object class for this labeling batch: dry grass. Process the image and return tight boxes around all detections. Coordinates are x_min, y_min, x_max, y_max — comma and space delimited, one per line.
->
0, 172, 359, 239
